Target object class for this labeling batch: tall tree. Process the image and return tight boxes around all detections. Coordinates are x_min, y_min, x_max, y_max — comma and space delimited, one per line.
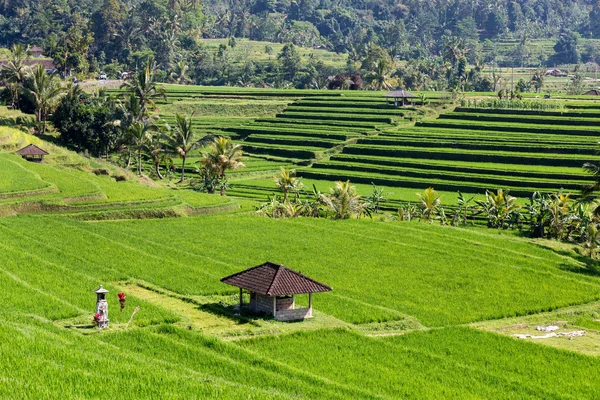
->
1, 44, 31, 109
164, 114, 208, 182
277, 43, 301, 82
120, 61, 166, 117
26, 65, 64, 135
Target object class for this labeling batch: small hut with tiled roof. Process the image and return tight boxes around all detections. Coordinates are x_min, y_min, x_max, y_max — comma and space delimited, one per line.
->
385, 89, 417, 106
16, 144, 49, 163
29, 45, 44, 58
221, 262, 332, 321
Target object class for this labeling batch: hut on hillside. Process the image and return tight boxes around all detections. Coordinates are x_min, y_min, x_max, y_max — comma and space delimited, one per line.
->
384, 89, 417, 106
16, 144, 49, 163
29, 45, 44, 58
584, 89, 600, 96
221, 262, 332, 321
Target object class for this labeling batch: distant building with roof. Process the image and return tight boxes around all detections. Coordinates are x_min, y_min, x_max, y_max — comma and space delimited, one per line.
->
384, 89, 417, 106
16, 144, 49, 163
0, 59, 56, 73
221, 262, 332, 321
29, 46, 44, 58
584, 89, 600, 96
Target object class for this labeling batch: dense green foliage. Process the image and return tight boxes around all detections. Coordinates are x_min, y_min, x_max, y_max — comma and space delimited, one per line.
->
2, 0, 600, 89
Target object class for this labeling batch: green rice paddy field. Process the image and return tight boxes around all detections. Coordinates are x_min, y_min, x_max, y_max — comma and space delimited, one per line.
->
2, 210, 600, 398
4, 87, 600, 397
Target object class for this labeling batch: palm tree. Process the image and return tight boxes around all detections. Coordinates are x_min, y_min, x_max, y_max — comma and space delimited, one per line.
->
1, 44, 31, 109
416, 187, 441, 222
321, 180, 365, 219
169, 60, 191, 84
530, 68, 545, 93
201, 137, 245, 195
367, 58, 394, 90
127, 120, 156, 175
584, 224, 600, 259
26, 65, 64, 135
120, 61, 166, 116
274, 167, 303, 202
164, 114, 208, 182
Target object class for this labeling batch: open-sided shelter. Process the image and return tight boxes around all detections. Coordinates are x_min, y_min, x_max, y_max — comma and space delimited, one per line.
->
221, 262, 332, 321
16, 144, 49, 163
384, 89, 417, 106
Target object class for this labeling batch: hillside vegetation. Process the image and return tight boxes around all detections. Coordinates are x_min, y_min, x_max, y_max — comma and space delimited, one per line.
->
2, 109, 600, 398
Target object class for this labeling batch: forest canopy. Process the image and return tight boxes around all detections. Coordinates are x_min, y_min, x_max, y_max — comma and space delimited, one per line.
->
1, 0, 599, 89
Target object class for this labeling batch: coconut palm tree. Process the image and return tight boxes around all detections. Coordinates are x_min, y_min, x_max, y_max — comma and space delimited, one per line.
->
321, 180, 365, 219
26, 65, 64, 135
416, 187, 441, 222
201, 137, 245, 195
367, 58, 394, 90
1, 44, 31, 109
120, 61, 166, 116
274, 167, 303, 202
127, 120, 157, 175
164, 114, 210, 182
169, 60, 191, 84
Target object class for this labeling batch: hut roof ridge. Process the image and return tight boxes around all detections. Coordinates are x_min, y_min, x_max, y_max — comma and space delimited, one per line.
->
16, 144, 49, 156
221, 262, 332, 296
384, 89, 417, 98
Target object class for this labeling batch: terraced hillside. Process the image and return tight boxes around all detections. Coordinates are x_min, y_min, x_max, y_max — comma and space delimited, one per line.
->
0, 127, 237, 219
303, 106, 599, 196
230, 96, 415, 163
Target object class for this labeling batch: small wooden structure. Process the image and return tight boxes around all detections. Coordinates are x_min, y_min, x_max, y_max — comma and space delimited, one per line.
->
16, 144, 49, 163
384, 89, 417, 106
584, 89, 600, 96
221, 262, 332, 321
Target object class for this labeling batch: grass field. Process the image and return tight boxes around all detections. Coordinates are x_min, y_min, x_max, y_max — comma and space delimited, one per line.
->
2, 209, 600, 397
4, 88, 600, 398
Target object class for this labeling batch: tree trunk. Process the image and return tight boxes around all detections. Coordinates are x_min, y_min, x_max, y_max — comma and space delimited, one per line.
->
125, 148, 132, 168
155, 162, 163, 179
180, 156, 186, 183
137, 148, 142, 175
36, 109, 42, 135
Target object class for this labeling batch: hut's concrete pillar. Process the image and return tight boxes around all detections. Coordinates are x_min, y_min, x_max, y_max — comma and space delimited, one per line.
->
309, 293, 313, 311
272, 296, 277, 318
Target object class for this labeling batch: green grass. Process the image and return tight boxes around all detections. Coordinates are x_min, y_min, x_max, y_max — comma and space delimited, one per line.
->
240, 327, 600, 399
4, 214, 600, 326
0, 156, 54, 196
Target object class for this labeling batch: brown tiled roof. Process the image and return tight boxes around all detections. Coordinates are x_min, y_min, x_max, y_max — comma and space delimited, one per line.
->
16, 144, 49, 156
0, 59, 56, 70
221, 262, 332, 296
30, 46, 44, 53
384, 89, 417, 98
24, 59, 55, 69
584, 89, 600, 96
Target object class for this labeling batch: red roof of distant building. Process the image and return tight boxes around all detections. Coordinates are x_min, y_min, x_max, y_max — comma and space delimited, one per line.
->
30, 45, 44, 53
16, 144, 49, 156
221, 262, 332, 296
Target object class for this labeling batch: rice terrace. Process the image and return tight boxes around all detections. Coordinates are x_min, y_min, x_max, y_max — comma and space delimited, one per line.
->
4, 1, 600, 398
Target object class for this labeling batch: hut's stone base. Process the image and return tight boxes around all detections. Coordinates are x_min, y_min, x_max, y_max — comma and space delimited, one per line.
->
249, 293, 312, 321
